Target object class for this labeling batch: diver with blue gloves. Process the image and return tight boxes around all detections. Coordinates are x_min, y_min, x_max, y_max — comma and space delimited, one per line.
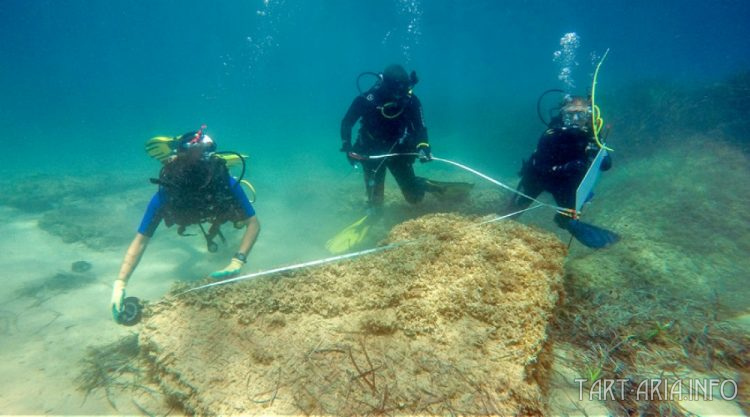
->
111, 128, 260, 325
509, 95, 619, 248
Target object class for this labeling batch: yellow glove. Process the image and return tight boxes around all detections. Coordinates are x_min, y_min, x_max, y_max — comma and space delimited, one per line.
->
209, 257, 245, 280
111, 279, 126, 321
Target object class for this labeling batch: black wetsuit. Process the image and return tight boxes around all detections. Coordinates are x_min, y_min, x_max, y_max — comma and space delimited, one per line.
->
509, 126, 611, 227
341, 87, 430, 208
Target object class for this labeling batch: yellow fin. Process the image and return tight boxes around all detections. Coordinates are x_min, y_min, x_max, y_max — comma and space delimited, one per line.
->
325, 215, 371, 254
216, 153, 249, 168
145, 136, 176, 161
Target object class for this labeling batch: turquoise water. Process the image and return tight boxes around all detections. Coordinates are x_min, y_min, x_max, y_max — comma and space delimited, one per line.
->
1, 1, 748, 174
3, 1, 748, 261
0, 1, 749, 413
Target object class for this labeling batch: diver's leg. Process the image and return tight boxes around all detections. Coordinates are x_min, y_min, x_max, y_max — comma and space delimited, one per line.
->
551, 179, 620, 248
550, 180, 577, 229
507, 172, 544, 216
388, 157, 426, 204
362, 159, 387, 213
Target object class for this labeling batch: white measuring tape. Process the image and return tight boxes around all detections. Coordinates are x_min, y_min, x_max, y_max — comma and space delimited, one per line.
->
179, 155, 554, 293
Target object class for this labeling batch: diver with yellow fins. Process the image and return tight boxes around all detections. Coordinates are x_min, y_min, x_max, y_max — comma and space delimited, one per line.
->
110, 126, 260, 325
509, 52, 619, 249
327, 64, 473, 254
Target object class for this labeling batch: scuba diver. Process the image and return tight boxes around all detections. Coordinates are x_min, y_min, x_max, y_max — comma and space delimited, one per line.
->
508, 94, 619, 248
341, 64, 435, 208
110, 127, 260, 325
329, 64, 472, 253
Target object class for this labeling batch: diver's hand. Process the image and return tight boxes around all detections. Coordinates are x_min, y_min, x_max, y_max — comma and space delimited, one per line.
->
346, 152, 361, 166
209, 258, 245, 280
111, 279, 126, 322
551, 159, 586, 175
340, 142, 359, 166
417, 143, 432, 163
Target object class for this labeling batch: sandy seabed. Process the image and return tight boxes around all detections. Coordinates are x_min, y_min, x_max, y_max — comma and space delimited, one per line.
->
0, 133, 748, 416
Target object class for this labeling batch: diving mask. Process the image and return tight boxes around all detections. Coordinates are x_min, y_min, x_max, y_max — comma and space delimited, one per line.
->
178, 125, 216, 154
562, 109, 591, 129
561, 99, 592, 129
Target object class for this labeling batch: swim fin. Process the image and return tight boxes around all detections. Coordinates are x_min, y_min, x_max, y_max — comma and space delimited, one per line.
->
425, 179, 475, 200
145, 136, 177, 162
567, 219, 620, 249
216, 153, 249, 168
325, 215, 371, 254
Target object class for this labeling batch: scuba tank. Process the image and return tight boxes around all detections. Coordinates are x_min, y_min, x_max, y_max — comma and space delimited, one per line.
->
356, 69, 419, 119
356, 69, 419, 95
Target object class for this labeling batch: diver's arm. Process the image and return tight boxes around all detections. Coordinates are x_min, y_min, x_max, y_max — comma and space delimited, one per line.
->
340, 96, 367, 149
111, 233, 150, 319
585, 141, 612, 171
112, 192, 161, 320
116, 192, 160, 288
530, 130, 558, 173
409, 95, 429, 144
209, 216, 260, 279
116, 233, 150, 285
236, 216, 260, 258
209, 178, 259, 279
407, 95, 432, 161
227, 177, 258, 256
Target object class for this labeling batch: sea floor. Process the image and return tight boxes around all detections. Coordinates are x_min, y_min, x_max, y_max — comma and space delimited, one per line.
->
0, 134, 748, 415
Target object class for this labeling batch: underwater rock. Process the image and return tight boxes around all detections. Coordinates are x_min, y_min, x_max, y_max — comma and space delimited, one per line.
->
36, 199, 136, 250
71, 260, 92, 273
139, 213, 567, 415
0, 173, 143, 250
15, 272, 97, 306
0, 174, 114, 213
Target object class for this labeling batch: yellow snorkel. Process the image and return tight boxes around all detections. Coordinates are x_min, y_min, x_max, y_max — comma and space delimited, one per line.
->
591, 48, 613, 151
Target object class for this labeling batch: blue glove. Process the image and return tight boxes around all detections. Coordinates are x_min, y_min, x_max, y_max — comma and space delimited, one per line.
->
417, 143, 432, 163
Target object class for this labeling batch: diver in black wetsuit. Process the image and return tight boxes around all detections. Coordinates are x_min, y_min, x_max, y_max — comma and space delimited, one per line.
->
340, 64, 436, 212
510, 95, 616, 247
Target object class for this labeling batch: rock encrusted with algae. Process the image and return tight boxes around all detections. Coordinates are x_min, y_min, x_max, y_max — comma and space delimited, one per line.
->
139, 213, 566, 415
